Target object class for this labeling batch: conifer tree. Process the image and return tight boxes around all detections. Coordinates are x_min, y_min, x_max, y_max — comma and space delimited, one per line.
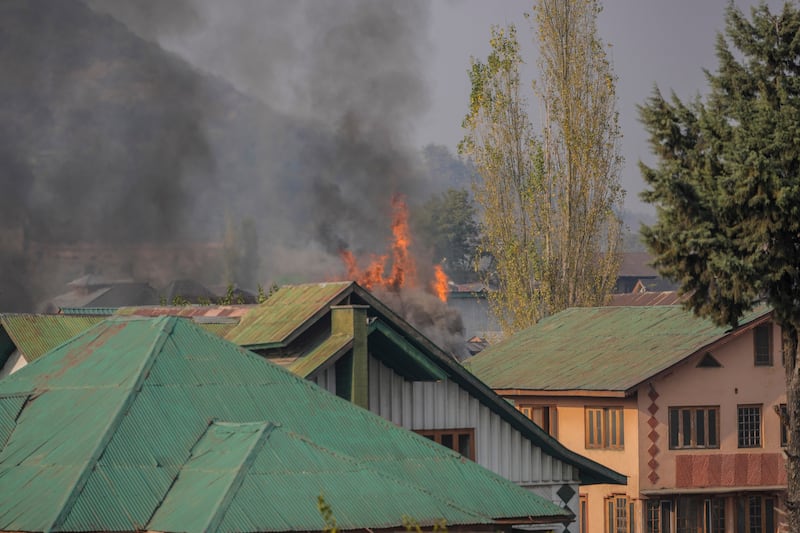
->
639, 4, 800, 528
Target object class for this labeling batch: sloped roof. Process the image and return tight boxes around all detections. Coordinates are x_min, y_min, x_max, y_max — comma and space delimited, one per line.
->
235, 282, 624, 486
225, 282, 352, 349
0, 316, 569, 532
0, 314, 103, 362
465, 305, 771, 394
609, 291, 686, 306
116, 304, 252, 318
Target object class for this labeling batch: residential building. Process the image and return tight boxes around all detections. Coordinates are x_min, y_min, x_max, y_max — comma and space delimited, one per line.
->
466, 305, 787, 533
222, 282, 625, 532
48, 282, 626, 531
0, 315, 573, 532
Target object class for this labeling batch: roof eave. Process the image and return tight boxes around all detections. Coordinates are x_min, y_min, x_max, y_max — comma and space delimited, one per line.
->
349, 284, 627, 487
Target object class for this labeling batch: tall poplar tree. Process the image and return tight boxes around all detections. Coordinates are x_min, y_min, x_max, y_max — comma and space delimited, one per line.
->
460, 0, 623, 334
639, 4, 800, 528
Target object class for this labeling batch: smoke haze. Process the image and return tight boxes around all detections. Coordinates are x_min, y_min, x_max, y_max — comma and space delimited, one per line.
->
0, 0, 444, 307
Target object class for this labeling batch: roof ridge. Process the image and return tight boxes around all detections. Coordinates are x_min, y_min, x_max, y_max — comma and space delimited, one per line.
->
189, 421, 275, 533
46, 316, 176, 531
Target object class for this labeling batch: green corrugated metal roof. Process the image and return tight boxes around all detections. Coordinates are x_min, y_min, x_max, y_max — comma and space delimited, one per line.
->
0, 316, 569, 532
287, 333, 352, 378
224, 282, 352, 348
57, 307, 118, 316
231, 282, 624, 486
465, 305, 771, 393
0, 314, 103, 362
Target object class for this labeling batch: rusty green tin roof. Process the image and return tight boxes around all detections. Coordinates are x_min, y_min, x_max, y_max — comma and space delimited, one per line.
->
224, 282, 353, 349
227, 282, 624, 486
287, 333, 352, 378
0, 316, 569, 532
465, 305, 772, 394
0, 314, 103, 362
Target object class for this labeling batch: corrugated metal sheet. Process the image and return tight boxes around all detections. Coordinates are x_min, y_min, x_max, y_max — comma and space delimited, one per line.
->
0, 315, 569, 532
466, 305, 772, 392
0, 314, 103, 362
58, 307, 118, 316
115, 305, 252, 318
288, 333, 352, 378
225, 282, 352, 348
368, 355, 574, 485
609, 291, 686, 306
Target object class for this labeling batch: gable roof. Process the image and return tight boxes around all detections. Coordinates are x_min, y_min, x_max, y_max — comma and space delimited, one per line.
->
0, 314, 103, 363
228, 282, 624, 486
0, 316, 569, 532
465, 305, 772, 395
225, 282, 352, 349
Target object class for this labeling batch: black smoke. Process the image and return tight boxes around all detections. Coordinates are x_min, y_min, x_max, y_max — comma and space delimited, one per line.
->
0, 0, 463, 356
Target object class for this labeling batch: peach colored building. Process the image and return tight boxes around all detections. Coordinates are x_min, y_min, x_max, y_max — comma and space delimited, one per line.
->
466, 305, 788, 533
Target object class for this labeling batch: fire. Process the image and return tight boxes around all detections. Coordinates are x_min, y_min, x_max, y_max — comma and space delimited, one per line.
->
339, 193, 449, 302
432, 264, 449, 302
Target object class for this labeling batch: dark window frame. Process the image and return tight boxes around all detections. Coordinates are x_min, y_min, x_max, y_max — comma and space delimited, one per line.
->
668, 406, 720, 450
415, 428, 475, 460
754, 323, 773, 366
736, 495, 775, 533
779, 403, 788, 448
737, 404, 762, 449
586, 406, 625, 450
605, 494, 633, 533
518, 403, 558, 437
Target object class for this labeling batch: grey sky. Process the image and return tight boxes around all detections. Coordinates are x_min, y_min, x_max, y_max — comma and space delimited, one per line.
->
416, 0, 781, 214
99, 0, 784, 216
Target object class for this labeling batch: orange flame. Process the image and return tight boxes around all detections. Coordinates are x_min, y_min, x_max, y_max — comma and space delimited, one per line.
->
340, 193, 450, 297
432, 264, 449, 302
388, 194, 415, 290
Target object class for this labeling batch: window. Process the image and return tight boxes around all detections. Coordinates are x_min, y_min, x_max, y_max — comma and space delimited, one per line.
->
518, 404, 558, 437
580, 494, 588, 533
754, 324, 772, 366
669, 406, 719, 449
676, 496, 725, 533
606, 495, 633, 533
736, 495, 775, 533
738, 405, 762, 448
415, 428, 475, 460
587, 407, 624, 449
646, 500, 672, 533
779, 404, 788, 447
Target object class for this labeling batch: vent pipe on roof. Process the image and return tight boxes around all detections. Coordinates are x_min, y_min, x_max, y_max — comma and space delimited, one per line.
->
331, 305, 369, 409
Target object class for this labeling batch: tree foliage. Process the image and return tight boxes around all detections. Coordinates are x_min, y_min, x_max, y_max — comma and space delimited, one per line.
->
638, 4, 800, 528
413, 188, 480, 282
460, 0, 623, 334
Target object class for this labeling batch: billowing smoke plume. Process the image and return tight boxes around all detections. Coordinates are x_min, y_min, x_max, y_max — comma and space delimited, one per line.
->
0, 0, 465, 352
374, 287, 467, 360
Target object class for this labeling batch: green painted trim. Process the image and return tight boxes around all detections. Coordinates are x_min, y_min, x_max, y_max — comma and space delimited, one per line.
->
368, 320, 448, 381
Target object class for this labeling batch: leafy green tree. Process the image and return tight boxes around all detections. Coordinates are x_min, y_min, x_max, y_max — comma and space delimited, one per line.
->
639, 4, 800, 528
460, 0, 623, 334
413, 188, 480, 282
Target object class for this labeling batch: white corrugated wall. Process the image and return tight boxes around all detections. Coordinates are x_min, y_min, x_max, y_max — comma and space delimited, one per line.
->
367, 355, 575, 486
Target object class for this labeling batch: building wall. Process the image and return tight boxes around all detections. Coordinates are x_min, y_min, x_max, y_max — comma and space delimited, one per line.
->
0, 350, 26, 379
500, 321, 788, 532
505, 394, 640, 533
365, 355, 580, 532
637, 321, 787, 494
